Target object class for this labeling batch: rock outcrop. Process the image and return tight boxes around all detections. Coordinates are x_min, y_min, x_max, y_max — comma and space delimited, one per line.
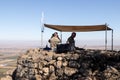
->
10, 48, 120, 80
1, 48, 120, 80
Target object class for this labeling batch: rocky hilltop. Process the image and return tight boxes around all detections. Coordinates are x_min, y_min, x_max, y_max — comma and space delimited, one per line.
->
1, 48, 120, 80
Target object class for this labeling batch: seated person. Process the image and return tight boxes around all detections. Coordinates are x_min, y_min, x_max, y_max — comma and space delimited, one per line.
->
48, 32, 61, 51
66, 32, 76, 51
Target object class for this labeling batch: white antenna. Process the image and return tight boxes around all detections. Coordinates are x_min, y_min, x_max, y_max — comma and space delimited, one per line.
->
40, 11, 44, 48
41, 12, 44, 32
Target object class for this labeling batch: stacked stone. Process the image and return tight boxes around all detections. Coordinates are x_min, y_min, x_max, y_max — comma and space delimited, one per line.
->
13, 48, 120, 80
1, 75, 12, 80
0, 68, 15, 80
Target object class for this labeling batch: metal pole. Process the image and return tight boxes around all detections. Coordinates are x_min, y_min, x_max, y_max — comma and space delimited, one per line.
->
60, 31, 62, 43
111, 30, 113, 51
105, 26, 107, 51
41, 31, 43, 48
40, 11, 44, 48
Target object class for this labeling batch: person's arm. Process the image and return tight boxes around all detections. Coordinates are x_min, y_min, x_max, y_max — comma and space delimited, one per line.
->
66, 37, 71, 44
57, 36, 61, 43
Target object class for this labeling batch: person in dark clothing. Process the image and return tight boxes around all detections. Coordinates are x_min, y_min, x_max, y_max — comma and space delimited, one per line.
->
66, 32, 76, 51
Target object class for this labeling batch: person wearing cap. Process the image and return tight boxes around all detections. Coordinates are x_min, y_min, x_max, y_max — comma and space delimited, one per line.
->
66, 32, 76, 51
49, 32, 61, 51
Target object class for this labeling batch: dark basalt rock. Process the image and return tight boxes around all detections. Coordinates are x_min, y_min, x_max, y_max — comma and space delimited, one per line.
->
11, 48, 120, 80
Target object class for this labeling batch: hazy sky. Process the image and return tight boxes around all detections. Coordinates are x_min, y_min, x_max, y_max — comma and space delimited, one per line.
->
0, 0, 120, 46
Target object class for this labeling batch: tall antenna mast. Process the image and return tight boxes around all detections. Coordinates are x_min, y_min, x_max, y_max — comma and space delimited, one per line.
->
40, 11, 44, 48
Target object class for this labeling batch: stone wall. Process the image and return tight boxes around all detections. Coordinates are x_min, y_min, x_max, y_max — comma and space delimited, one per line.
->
7, 48, 120, 80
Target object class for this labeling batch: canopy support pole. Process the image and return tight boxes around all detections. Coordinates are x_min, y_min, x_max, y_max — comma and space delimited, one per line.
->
60, 31, 62, 43
111, 29, 113, 51
105, 26, 107, 51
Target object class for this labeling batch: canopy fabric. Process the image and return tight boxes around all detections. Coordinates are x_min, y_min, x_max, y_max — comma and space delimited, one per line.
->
44, 24, 112, 32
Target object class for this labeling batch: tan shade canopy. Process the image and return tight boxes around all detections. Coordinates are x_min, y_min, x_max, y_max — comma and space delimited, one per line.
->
44, 24, 112, 32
